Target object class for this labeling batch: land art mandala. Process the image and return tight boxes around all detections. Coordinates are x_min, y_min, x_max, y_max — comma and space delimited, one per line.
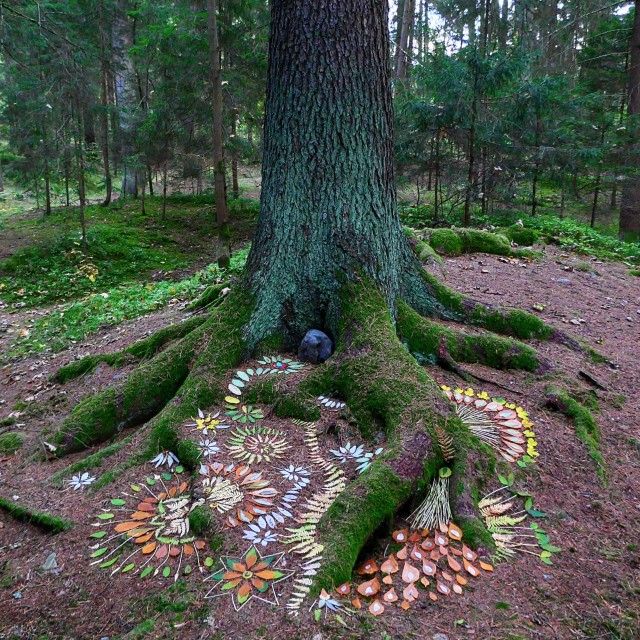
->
88, 475, 208, 580
80, 353, 555, 618
199, 462, 278, 528
226, 424, 290, 464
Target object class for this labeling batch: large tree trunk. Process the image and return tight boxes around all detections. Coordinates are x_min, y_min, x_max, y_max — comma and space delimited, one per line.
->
619, 0, 640, 240
99, 0, 112, 206
246, 0, 420, 347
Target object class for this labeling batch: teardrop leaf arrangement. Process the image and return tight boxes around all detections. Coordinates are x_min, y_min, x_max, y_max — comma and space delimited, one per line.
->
87, 473, 210, 581
441, 386, 539, 464
199, 462, 278, 528
479, 487, 560, 565
347, 520, 495, 615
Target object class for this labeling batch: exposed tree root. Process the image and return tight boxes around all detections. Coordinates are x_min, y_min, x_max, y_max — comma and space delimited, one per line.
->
397, 301, 547, 373
187, 281, 230, 311
53, 314, 210, 384
545, 386, 605, 484
48, 290, 253, 458
0, 497, 72, 533
290, 282, 496, 590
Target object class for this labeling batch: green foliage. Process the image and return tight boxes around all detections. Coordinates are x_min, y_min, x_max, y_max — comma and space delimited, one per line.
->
0, 432, 24, 455
523, 217, 640, 263
7, 248, 249, 359
503, 225, 539, 246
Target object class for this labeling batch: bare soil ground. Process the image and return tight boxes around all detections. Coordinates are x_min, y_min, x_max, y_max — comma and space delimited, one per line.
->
0, 245, 639, 640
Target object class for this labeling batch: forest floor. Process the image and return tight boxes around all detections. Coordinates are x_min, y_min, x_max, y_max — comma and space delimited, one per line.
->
0, 204, 639, 640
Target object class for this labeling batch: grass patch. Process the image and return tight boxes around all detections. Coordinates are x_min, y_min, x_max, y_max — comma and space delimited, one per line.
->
0, 432, 24, 455
7, 248, 249, 359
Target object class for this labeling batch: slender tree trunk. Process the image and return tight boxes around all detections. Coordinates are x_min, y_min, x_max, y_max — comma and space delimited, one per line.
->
434, 132, 440, 225
591, 124, 606, 228
463, 75, 478, 227
231, 111, 239, 199
619, 0, 640, 240
44, 157, 52, 217
246, 0, 418, 346
531, 113, 541, 216
162, 159, 168, 221
0, 152, 3, 192
76, 108, 88, 253
560, 184, 565, 219
208, 0, 231, 268
113, 0, 138, 198
99, 6, 113, 207
396, 0, 414, 83
140, 172, 146, 215
147, 166, 154, 196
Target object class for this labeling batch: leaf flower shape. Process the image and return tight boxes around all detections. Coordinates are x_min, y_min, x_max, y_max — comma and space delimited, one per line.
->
151, 451, 180, 469
206, 545, 293, 610
242, 516, 278, 547
186, 410, 230, 436
329, 442, 365, 464
69, 472, 96, 490
225, 404, 265, 424
278, 464, 311, 484
198, 439, 220, 459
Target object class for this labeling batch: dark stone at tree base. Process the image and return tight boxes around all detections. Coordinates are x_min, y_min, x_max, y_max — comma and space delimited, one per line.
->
298, 329, 333, 364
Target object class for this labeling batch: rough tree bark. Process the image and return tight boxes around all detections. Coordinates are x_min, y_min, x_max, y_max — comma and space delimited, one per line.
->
619, 0, 640, 239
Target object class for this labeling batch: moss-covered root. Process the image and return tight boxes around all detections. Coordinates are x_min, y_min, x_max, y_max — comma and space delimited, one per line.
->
0, 497, 72, 533
426, 227, 512, 257
53, 314, 210, 384
545, 387, 605, 484
397, 301, 546, 373
299, 281, 453, 590
48, 289, 253, 457
187, 282, 230, 311
416, 269, 582, 350
403, 226, 444, 269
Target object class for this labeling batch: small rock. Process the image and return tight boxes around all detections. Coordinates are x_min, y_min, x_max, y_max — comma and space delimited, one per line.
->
298, 330, 333, 364
12, 591, 22, 599
556, 278, 572, 285
432, 634, 449, 640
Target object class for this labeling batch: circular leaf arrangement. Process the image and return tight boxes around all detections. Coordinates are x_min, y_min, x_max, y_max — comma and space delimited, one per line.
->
200, 462, 279, 528
225, 424, 290, 464
88, 475, 209, 580
441, 386, 538, 463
